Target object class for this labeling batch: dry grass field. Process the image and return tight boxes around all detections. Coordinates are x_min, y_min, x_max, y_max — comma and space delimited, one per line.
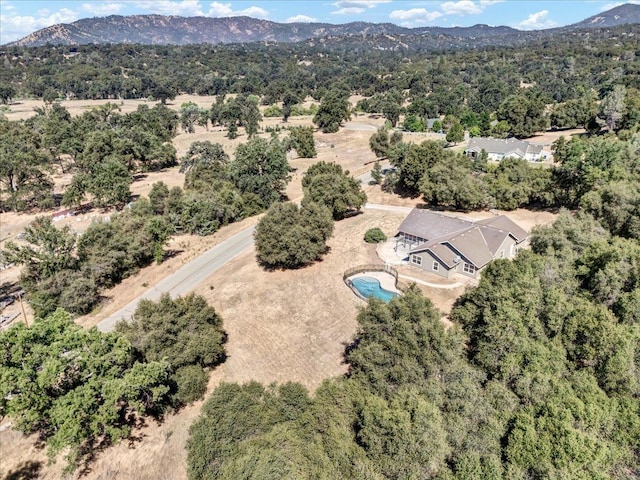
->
0, 96, 558, 479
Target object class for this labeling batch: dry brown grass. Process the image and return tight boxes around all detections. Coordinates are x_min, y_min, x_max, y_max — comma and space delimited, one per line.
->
0, 97, 559, 479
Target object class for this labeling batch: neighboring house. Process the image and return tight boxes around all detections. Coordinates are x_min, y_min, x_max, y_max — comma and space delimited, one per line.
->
465, 137, 545, 162
396, 209, 529, 279
426, 118, 441, 131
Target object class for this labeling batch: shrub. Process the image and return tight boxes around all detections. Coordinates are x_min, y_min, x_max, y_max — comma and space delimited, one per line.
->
364, 227, 387, 243
172, 365, 208, 404
255, 201, 334, 269
263, 105, 283, 117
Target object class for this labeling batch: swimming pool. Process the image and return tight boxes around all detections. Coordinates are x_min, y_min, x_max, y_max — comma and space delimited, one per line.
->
349, 276, 399, 302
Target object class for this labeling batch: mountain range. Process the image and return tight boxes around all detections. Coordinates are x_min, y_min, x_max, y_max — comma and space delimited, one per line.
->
6, 3, 640, 48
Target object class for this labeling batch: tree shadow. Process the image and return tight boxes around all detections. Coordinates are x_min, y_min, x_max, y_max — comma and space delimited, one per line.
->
52, 193, 63, 208
163, 249, 184, 260
3, 460, 43, 480
76, 416, 149, 477
392, 185, 422, 199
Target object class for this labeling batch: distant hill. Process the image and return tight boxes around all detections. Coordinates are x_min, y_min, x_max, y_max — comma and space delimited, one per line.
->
5, 3, 640, 48
564, 3, 640, 29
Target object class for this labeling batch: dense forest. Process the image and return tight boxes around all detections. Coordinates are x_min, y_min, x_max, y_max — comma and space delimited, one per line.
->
1, 25, 639, 116
1, 19, 639, 479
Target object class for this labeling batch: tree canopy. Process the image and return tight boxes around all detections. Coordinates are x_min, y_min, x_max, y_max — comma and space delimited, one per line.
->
301, 161, 367, 220
254, 201, 333, 269
0, 310, 173, 472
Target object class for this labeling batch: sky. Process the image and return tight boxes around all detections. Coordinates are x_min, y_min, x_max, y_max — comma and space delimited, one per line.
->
1, 0, 637, 44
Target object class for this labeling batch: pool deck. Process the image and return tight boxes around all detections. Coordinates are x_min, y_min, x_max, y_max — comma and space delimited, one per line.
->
348, 271, 401, 294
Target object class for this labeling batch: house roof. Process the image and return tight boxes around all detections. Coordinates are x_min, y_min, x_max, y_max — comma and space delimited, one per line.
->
426, 243, 460, 268
466, 137, 544, 157
476, 215, 529, 242
397, 209, 471, 241
403, 209, 528, 269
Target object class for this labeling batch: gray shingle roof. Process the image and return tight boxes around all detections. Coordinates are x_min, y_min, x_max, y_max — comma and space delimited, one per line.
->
466, 137, 544, 157
476, 215, 528, 242
444, 227, 494, 267
397, 209, 472, 241
403, 209, 528, 269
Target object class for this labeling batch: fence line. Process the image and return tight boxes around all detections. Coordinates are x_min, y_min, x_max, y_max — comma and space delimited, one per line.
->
343, 264, 410, 296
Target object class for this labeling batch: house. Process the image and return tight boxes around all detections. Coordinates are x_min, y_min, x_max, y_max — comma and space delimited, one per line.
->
465, 137, 545, 162
396, 209, 529, 279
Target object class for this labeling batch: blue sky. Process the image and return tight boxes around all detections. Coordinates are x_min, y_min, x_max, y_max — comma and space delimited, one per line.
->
1, 0, 637, 44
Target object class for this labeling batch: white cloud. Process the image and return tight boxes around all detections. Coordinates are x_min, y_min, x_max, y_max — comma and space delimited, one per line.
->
133, 1, 204, 16
286, 14, 318, 23
518, 10, 557, 30
599, 0, 640, 10
333, 0, 391, 7
441, 1, 483, 16
389, 8, 443, 26
81, 3, 125, 16
206, 2, 269, 18
331, 0, 390, 15
1, 3, 79, 43
388, 0, 502, 26
332, 7, 366, 15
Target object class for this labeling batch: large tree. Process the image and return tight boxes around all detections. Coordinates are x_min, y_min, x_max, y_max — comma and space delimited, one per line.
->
313, 89, 350, 133
2, 216, 77, 284
0, 121, 54, 211
117, 293, 226, 403
286, 126, 317, 158
0, 310, 173, 472
254, 201, 333, 269
228, 136, 291, 208
600, 84, 626, 131
180, 141, 229, 190
497, 89, 549, 138
117, 293, 226, 370
302, 161, 367, 220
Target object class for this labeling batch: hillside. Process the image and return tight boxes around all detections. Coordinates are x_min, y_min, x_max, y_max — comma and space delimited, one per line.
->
6, 3, 640, 47
565, 3, 640, 29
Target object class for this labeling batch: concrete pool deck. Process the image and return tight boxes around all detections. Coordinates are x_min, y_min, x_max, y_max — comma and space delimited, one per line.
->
348, 271, 401, 294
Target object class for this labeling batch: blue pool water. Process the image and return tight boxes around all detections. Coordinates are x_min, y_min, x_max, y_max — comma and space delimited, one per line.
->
350, 276, 398, 302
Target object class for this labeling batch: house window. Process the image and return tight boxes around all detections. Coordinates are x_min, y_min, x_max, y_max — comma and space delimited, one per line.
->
463, 263, 476, 275
432, 261, 439, 271
500, 249, 505, 258
510, 244, 515, 256
411, 254, 422, 266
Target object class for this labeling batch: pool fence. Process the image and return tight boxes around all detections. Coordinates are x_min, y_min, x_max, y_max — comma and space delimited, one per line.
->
343, 263, 411, 300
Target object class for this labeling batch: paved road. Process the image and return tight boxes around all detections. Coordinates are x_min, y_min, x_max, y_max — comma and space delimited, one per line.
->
97, 226, 255, 332
364, 203, 412, 213
343, 122, 378, 132
95, 167, 400, 332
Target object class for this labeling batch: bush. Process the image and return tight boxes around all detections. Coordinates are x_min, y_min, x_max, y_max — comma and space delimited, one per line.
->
172, 365, 208, 404
255, 201, 334, 269
364, 227, 387, 243
263, 105, 283, 117
116, 293, 226, 369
